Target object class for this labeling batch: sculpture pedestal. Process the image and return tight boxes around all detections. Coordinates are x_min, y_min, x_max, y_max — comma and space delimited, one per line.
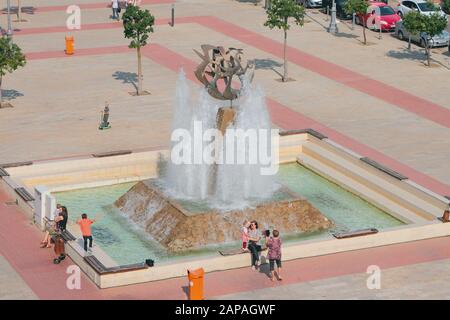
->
115, 180, 334, 252
216, 106, 236, 135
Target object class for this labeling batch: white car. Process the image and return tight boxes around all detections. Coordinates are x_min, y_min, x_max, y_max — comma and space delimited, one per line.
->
297, 0, 322, 8
396, 0, 447, 19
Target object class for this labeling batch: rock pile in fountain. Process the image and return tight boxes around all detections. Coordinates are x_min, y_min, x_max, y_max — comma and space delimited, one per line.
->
114, 180, 333, 252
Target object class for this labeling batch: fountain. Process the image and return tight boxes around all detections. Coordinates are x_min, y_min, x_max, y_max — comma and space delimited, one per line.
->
115, 46, 333, 252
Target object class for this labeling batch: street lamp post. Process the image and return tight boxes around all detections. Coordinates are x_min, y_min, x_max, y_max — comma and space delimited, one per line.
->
7, 0, 13, 36
328, 0, 338, 34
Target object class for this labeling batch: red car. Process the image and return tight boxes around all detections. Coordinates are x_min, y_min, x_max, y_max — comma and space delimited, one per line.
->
356, 2, 401, 31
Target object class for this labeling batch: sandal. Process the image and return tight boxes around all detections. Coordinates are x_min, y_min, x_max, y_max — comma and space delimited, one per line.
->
40, 242, 47, 248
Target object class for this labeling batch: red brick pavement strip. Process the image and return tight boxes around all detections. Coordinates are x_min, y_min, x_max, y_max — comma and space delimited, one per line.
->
4, 20, 450, 298
2, 187, 450, 300
13, 18, 172, 36
194, 16, 450, 130
23, 41, 450, 195
15, 15, 450, 130
1, 0, 174, 14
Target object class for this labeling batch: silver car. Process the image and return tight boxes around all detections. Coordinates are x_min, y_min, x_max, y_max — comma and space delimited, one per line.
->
297, 0, 322, 8
395, 20, 450, 47
396, 0, 447, 19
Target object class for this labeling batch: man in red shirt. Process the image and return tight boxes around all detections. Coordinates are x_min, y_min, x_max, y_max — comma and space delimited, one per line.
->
76, 213, 95, 252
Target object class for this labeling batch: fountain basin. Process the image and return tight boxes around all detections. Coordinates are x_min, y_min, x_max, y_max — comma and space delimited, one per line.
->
114, 179, 332, 252
2, 130, 449, 288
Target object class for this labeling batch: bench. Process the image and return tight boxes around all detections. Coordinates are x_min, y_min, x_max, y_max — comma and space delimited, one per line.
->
14, 187, 35, 201
84, 255, 148, 275
333, 228, 378, 239
60, 230, 77, 242
0, 167, 9, 177
0, 161, 33, 168
92, 150, 132, 158
219, 246, 267, 256
360, 157, 408, 181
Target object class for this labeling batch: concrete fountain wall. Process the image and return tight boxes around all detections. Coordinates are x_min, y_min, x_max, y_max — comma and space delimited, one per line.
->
1, 130, 450, 288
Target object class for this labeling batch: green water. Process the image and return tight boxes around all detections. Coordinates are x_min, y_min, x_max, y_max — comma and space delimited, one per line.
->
278, 163, 403, 233
53, 163, 403, 265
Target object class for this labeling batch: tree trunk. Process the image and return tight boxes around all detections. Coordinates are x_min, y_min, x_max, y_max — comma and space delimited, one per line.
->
426, 40, 431, 66
0, 75, 3, 107
137, 46, 142, 95
408, 35, 411, 50
17, 0, 21, 21
283, 29, 288, 82
362, 17, 367, 45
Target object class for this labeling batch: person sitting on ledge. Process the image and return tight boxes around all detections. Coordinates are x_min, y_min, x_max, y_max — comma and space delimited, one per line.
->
247, 220, 262, 270
40, 218, 62, 248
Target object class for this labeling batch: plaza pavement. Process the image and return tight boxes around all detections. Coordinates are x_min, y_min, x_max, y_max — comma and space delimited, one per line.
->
0, 0, 450, 299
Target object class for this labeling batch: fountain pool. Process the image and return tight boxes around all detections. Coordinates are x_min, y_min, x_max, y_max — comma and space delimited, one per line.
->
53, 162, 404, 266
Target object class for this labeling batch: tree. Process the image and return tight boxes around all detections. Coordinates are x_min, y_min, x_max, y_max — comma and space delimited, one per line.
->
402, 10, 424, 50
0, 36, 26, 108
344, 0, 370, 45
122, 4, 155, 95
403, 11, 447, 66
264, 0, 305, 82
442, 0, 450, 14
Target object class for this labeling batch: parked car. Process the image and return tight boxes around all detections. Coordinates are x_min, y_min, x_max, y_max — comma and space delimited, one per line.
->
297, 0, 322, 8
356, 2, 401, 31
395, 20, 450, 47
298, 0, 323, 8
322, 0, 352, 19
396, 0, 447, 19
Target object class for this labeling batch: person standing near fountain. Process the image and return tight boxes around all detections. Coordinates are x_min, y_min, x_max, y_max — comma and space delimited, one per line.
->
265, 229, 283, 281
241, 220, 250, 252
247, 221, 262, 270
76, 213, 95, 252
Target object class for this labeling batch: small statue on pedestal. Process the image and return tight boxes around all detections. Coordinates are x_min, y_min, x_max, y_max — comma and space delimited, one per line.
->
99, 102, 111, 130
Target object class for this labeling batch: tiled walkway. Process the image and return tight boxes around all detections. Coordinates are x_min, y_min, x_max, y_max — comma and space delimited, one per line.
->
1, 0, 450, 300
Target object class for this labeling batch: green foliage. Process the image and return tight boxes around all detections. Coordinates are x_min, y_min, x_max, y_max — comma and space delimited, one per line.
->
402, 10, 425, 36
344, 0, 369, 15
122, 5, 155, 49
264, 0, 305, 31
403, 11, 447, 38
0, 36, 26, 77
442, 0, 450, 14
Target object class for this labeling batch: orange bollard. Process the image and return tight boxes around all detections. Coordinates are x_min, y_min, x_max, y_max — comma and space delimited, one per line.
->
187, 268, 204, 300
65, 36, 74, 55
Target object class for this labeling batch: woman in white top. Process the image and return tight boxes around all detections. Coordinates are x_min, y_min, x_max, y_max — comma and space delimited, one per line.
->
111, 0, 119, 20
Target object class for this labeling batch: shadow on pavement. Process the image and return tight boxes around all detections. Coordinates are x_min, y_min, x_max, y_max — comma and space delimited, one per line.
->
253, 58, 283, 78
112, 71, 138, 91
1, 89, 24, 101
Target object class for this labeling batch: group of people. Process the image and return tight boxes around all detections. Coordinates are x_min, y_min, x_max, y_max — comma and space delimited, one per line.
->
40, 204, 68, 248
241, 220, 283, 282
40, 204, 96, 253
111, 0, 138, 20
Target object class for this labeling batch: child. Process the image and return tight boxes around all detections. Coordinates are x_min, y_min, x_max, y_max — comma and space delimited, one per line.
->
241, 220, 250, 252
76, 213, 95, 252
266, 229, 282, 281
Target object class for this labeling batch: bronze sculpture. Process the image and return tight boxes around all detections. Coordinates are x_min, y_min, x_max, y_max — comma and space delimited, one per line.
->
194, 45, 254, 134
